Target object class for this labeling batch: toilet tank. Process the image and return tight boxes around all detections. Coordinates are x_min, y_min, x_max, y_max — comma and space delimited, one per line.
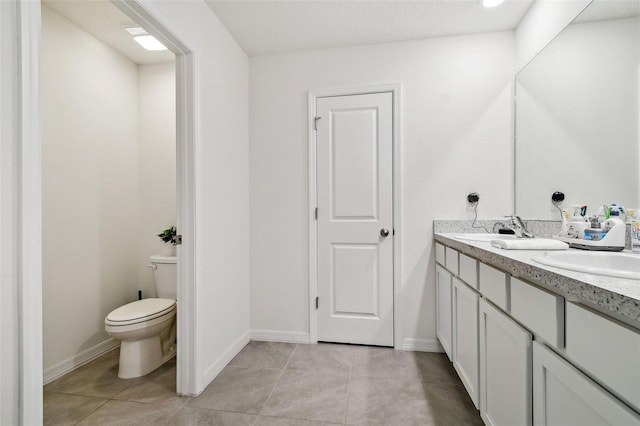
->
150, 255, 177, 299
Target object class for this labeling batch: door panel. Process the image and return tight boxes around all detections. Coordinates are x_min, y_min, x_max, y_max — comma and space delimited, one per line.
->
317, 92, 393, 346
332, 108, 378, 219
332, 244, 378, 316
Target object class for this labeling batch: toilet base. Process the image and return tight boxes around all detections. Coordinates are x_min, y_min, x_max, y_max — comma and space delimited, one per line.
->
118, 335, 176, 379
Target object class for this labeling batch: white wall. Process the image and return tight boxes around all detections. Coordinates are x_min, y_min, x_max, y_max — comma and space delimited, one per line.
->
515, 0, 591, 72
141, 0, 251, 391
250, 33, 514, 347
42, 5, 141, 371
138, 62, 176, 296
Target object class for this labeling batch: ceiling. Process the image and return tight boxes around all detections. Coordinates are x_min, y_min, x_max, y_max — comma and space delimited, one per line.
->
43, 0, 535, 61
206, 0, 535, 57
43, 0, 175, 65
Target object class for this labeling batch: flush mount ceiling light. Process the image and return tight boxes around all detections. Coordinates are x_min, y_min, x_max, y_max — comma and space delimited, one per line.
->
482, 0, 506, 8
124, 26, 167, 51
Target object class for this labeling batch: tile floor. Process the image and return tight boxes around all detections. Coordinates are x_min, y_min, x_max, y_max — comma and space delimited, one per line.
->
44, 341, 483, 425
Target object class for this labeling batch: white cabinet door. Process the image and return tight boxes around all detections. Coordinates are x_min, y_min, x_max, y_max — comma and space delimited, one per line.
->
565, 303, 640, 411
436, 265, 453, 360
453, 277, 480, 408
533, 341, 640, 426
480, 298, 532, 426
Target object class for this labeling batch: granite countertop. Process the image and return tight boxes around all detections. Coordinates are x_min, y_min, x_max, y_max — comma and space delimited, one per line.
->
435, 232, 640, 327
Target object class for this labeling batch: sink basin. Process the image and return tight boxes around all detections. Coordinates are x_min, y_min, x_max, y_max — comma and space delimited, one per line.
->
454, 233, 518, 242
532, 251, 640, 280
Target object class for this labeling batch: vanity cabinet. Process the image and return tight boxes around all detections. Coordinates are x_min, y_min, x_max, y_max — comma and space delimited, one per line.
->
436, 264, 453, 360
435, 238, 640, 425
533, 341, 640, 426
453, 277, 480, 408
480, 297, 532, 426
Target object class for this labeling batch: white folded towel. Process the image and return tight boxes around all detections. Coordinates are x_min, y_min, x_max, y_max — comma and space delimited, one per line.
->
491, 238, 569, 250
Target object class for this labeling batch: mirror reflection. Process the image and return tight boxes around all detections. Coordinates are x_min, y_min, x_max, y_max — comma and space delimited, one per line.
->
515, 1, 640, 219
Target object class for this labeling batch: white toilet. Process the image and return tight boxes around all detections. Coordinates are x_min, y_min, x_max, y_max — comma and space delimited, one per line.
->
105, 255, 177, 379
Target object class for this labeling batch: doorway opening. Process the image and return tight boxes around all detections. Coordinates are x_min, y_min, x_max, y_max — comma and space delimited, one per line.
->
40, 0, 178, 387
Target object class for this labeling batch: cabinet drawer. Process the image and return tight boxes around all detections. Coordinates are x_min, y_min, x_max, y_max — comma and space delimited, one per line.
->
435, 243, 445, 265
459, 254, 478, 289
511, 278, 564, 348
479, 263, 510, 311
566, 303, 640, 412
445, 247, 459, 275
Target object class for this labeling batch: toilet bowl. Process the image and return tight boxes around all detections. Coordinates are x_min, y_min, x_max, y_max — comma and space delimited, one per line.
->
105, 255, 177, 379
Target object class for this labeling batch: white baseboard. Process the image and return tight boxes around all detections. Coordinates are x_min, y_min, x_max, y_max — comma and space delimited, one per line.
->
200, 330, 251, 394
400, 338, 443, 352
251, 329, 311, 344
43, 338, 120, 385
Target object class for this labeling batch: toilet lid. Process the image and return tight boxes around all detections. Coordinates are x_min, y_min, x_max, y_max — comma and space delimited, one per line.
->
105, 298, 176, 326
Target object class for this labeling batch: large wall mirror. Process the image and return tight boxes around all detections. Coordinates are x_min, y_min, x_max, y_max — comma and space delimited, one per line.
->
515, 0, 640, 219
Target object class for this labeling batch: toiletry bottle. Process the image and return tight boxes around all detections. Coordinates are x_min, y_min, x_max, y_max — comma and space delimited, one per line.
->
560, 209, 571, 237
632, 212, 640, 254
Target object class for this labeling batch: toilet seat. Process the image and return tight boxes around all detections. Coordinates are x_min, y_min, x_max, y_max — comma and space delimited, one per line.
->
105, 298, 176, 327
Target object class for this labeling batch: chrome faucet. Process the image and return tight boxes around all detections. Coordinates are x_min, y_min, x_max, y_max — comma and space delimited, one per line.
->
506, 216, 534, 238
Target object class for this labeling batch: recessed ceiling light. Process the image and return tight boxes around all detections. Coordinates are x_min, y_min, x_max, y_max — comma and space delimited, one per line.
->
124, 26, 168, 51
133, 35, 167, 51
482, 0, 506, 8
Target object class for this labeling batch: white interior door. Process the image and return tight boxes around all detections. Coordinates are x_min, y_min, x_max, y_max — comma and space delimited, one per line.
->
316, 92, 393, 346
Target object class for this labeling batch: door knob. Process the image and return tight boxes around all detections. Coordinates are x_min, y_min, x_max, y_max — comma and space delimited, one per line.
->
380, 228, 390, 237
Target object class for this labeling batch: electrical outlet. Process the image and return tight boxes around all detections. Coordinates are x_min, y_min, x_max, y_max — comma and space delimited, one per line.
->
551, 191, 565, 203
466, 192, 479, 212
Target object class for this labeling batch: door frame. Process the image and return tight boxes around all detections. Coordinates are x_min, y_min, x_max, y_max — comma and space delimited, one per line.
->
112, 0, 198, 397
10, 1, 198, 421
307, 84, 403, 349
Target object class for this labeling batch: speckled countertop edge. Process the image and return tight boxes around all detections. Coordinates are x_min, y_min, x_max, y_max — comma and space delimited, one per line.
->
434, 232, 640, 326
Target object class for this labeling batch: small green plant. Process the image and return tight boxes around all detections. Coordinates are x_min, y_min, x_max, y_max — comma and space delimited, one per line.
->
157, 226, 177, 245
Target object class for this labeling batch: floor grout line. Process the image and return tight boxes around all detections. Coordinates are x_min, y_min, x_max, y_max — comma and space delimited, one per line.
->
71, 397, 110, 426
256, 343, 298, 417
